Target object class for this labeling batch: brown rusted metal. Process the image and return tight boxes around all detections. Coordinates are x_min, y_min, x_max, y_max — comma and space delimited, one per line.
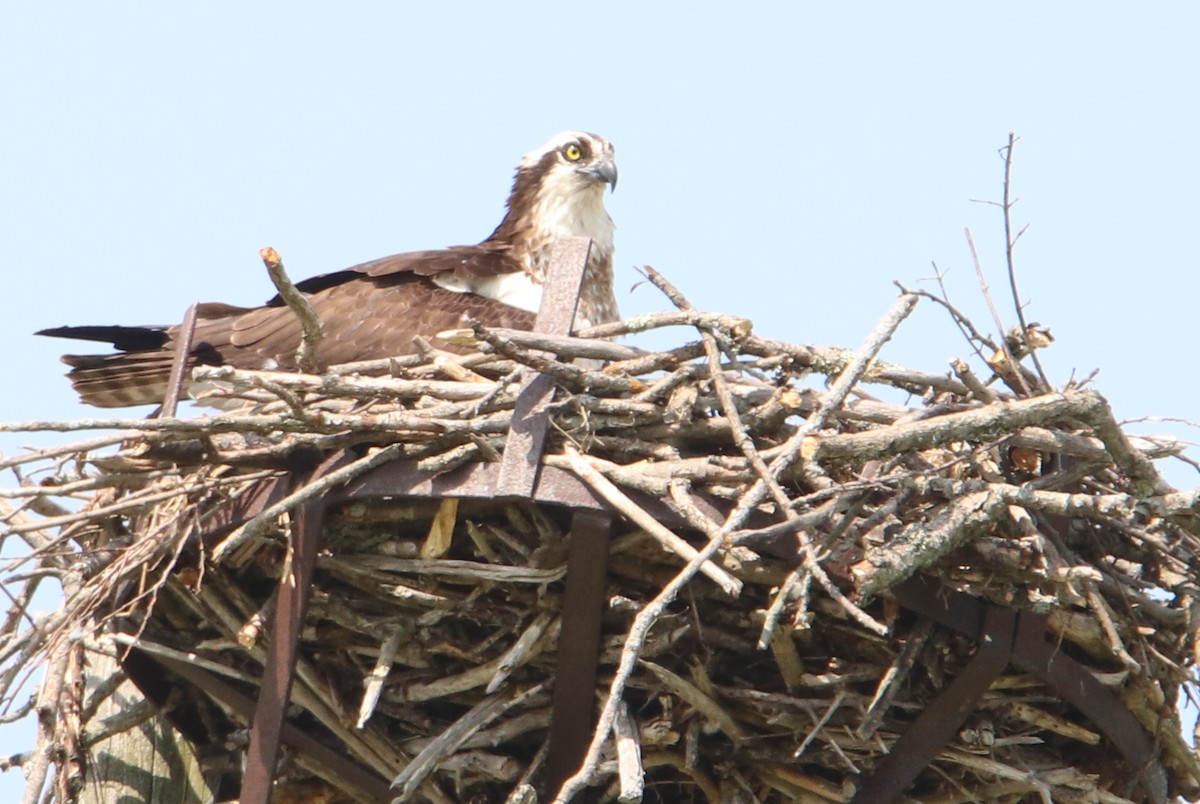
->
884, 575, 1167, 803
159, 302, 199, 418
335, 458, 606, 511
851, 606, 1015, 803
241, 450, 349, 804
1010, 608, 1167, 802
147, 649, 395, 802
496, 236, 592, 498
542, 510, 613, 800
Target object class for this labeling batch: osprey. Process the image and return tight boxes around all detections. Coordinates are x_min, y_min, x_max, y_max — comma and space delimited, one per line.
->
39, 131, 619, 408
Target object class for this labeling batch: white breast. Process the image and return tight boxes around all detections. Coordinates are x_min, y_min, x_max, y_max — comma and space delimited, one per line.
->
432, 270, 543, 314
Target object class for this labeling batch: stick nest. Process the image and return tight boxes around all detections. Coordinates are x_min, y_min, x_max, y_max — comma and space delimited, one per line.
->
3, 289, 1200, 804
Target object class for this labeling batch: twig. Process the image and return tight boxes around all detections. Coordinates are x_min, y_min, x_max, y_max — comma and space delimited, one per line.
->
211, 444, 407, 562
758, 569, 803, 650
576, 311, 753, 341
261, 246, 325, 374
726, 292, 920, 531
485, 612, 555, 694
997, 132, 1051, 391
794, 689, 846, 759
441, 328, 645, 362
391, 683, 545, 800
467, 323, 640, 394
964, 226, 1030, 397
612, 701, 644, 803
559, 446, 741, 596
356, 625, 405, 728
192, 365, 501, 403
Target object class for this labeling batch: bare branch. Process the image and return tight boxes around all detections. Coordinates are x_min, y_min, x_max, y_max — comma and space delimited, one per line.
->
261, 246, 325, 374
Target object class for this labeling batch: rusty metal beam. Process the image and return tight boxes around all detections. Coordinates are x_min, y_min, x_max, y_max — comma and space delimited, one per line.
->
1010, 609, 1167, 803
160, 302, 199, 418
496, 236, 592, 498
850, 606, 1015, 803
887, 575, 1167, 803
241, 451, 348, 804
542, 510, 612, 800
147, 649, 395, 802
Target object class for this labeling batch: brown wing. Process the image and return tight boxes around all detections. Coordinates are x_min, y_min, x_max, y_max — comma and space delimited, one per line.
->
267, 243, 519, 302
223, 271, 534, 369
44, 247, 535, 408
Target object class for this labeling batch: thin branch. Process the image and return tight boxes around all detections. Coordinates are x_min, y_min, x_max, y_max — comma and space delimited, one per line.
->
261, 246, 325, 374
964, 226, 1030, 396
998, 132, 1052, 391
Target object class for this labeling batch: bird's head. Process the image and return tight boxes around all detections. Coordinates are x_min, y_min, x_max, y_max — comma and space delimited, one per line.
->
487, 131, 618, 251
520, 130, 618, 192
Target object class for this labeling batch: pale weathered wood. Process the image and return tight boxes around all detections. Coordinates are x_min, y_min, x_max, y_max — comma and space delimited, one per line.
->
78, 651, 214, 804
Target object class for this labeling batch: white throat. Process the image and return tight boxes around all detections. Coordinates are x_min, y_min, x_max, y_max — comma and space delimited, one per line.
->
526, 180, 615, 268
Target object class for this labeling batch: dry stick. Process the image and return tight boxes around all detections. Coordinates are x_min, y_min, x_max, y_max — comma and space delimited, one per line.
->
467, 323, 640, 394
58, 639, 86, 799
1079, 397, 1172, 496
901, 272, 1002, 393
997, 132, 1051, 391
211, 443, 407, 562
902, 273, 999, 367
1, 408, 508, 440
485, 612, 555, 694
5, 485, 196, 537
575, 310, 753, 341
19, 518, 85, 804
0, 467, 195, 499
442, 328, 646, 362
1084, 585, 1141, 674
0, 432, 138, 472
699, 307, 886, 635
356, 625, 405, 728
852, 476, 1195, 596
559, 446, 741, 596
160, 302, 200, 418
758, 569, 804, 650
808, 390, 1170, 485
794, 689, 847, 760
22, 637, 67, 804
727, 292, 921, 532
192, 365, 500, 402
3, 471, 278, 536
392, 683, 545, 800
642, 265, 886, 635
0, 414, 301, 434
261, 246, 324, 374
950, 357, 997, 403
612, 701, 644, 803
964, 226, 1031, 397
736, 335, 971, 398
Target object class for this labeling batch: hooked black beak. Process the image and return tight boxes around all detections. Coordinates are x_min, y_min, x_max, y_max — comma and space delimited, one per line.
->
587, 159, 618, 191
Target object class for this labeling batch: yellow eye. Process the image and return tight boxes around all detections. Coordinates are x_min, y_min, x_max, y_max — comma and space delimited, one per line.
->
563, 144, 583, 161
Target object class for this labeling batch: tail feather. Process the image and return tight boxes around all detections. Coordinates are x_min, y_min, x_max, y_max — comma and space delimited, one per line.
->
59, 352, 176, 408
36, 325, 170, 352
41, 321, 232, 408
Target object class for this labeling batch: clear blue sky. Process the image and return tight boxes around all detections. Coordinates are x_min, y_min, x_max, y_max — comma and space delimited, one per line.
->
2, 3, 1198, 798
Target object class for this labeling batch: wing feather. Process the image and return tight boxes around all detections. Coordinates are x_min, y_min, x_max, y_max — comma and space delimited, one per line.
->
49, 269, 536, 407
